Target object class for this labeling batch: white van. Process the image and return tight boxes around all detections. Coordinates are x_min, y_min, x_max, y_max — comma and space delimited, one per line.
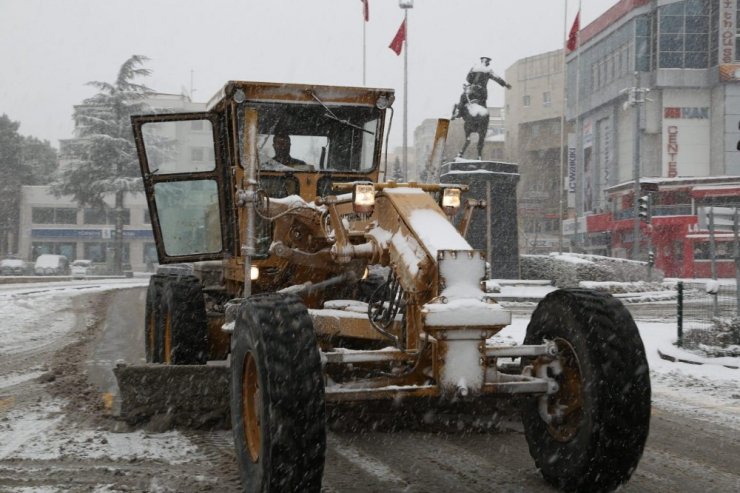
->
34, 254, 70, 276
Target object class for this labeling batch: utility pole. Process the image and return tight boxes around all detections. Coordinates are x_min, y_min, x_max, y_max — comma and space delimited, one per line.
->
622, 73, 649, 260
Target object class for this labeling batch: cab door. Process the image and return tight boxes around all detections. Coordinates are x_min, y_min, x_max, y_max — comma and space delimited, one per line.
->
131, 112, 234, 264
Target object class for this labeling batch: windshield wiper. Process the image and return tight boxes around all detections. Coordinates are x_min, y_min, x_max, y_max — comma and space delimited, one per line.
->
310, 91, 374, 135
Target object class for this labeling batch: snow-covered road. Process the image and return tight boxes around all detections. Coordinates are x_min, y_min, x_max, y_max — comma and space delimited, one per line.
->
0, 280, 738, 492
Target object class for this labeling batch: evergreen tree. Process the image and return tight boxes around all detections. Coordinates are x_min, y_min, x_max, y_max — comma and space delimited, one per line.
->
52, 55, 153, 272
0, 115, 59, 255
21, 136, 58, 185
53, 55, 152, 207
390, 157, 403, 181
0, 115, 26, 255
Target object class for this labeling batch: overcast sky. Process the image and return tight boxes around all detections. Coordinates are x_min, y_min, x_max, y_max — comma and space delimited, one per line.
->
0, 0, 616, 149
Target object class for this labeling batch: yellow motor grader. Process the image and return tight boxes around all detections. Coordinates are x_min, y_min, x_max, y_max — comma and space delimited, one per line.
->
121, 80, 651, 492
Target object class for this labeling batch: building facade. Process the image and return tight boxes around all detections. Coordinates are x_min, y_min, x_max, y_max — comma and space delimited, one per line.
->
505, 50, 569, 253
565, 0, 740, 276
17, 93, 206, 271
18, 186, 154, 272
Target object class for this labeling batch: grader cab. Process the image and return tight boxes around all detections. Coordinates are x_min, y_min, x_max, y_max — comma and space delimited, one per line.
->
121, 80, 651, 492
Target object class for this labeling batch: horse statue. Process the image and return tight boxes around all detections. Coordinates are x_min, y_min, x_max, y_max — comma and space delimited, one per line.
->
451, 83, 490, 160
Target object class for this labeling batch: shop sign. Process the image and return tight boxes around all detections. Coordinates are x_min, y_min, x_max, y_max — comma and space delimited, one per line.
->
720, 0, 736, 64
561, 216, 586, 236
567, 133, 576, 197
663, 107, 709, 119
666, 125, 679, 178
31, 228, 153, 239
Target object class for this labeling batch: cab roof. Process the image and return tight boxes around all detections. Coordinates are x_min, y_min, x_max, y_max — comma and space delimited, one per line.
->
207, 80, 394, 112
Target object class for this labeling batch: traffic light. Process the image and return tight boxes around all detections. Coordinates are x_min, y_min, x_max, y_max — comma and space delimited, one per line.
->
638, 195, 651, 223
647, 250, 655, 266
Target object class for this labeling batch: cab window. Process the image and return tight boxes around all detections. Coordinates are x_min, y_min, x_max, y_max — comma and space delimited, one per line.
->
238, 102, 380, 173
141, 119, 216, 174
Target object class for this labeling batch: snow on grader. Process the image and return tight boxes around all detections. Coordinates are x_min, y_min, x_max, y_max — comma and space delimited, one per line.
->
116, 81, 651, 492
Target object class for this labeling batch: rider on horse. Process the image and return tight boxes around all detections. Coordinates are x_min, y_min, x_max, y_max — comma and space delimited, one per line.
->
452, 56, 511, 120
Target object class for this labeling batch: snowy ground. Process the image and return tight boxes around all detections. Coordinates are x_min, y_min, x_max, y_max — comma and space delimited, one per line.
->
0, 278, 739, 492
0, 280, 202, 477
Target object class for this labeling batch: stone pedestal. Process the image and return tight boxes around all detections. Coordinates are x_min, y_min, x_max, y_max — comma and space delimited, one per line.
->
440, 160, 520, 279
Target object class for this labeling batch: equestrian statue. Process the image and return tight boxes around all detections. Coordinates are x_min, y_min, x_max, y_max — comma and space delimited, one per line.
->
451, 56, 512, 160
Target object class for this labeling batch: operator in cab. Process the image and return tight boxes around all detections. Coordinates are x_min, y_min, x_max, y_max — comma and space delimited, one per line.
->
261, 133, 313, 171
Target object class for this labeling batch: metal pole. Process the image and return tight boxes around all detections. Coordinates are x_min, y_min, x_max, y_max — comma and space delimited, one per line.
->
734, 208, 740, 316
558, 0, 568, 254
677, 280, 683, 347
362, 11, 366, 85
573, 0, 582, 251
631, 73, 642, 260
709, 208, 718, 316
647, 233, 653, 281
486, 182, 493, 278
647, 192, 653, 281
709, 207, 718, 280
403, 9, 409, 182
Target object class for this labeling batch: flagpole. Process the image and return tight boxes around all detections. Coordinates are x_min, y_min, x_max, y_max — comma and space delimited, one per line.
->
362, 9, 366, 85
559, 0, 567, 254
574, 0, 582, 251
403, 9, 409, 181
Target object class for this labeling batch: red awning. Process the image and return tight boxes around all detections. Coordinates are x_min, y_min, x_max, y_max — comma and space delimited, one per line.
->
690, 186, 740, 199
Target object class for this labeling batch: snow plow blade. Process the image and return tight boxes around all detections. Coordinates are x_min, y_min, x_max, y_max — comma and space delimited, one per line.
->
113, 364, 230, 429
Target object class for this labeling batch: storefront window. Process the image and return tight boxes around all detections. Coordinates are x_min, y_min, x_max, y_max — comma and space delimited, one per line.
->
143, 243, 157, 263
30, 242, 76, 261
57, 243, 76, 260
84, 243, 107, 263
693, 241, 734, 260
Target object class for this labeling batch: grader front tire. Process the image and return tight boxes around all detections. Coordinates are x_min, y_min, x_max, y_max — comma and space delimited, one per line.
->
521, 288, 651, 493
230, 293, 326, 492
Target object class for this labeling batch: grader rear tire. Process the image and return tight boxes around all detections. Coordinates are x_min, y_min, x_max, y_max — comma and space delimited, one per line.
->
159, 275, 208, 364
230, 293, 326, 492
144, 275, 165, 363
521, 288, 651, 493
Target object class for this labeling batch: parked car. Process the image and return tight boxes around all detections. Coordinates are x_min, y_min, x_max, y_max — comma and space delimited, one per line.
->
34, 254, 70, 276
71, 259, 94, 279
0, 257, 31, 276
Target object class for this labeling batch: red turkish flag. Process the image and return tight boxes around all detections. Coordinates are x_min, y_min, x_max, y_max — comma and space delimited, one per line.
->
361, 0, 369, 22
566, 11, 580, 52
389, 19, 406, 56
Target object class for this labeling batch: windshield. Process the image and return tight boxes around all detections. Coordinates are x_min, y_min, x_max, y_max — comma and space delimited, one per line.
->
238, 102, 380, 173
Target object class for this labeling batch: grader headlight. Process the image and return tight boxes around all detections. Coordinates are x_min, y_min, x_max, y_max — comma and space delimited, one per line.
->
250, 265, 260, 280
441, 187, 462, 215
353, 182, 375, 215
